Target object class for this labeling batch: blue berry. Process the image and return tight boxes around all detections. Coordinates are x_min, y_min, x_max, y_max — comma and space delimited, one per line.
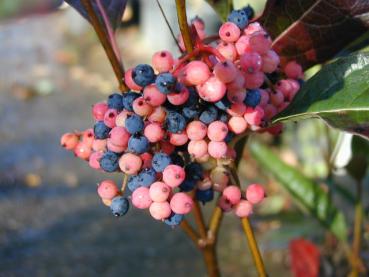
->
196, 188, 214, 204
132, 64, 155, 87
155, 73, 177, 94
165, 112, 186, 133
100, 151, 120, 172
94, 121, 111, 139
170, 152, 185, 167
184, 88, 199, 107
152, 152, 172, 172
227, 9, 248, 29
107, 93, 124, 111
164, 213, 184, 226
185, 162, 203, 181
243, 5, 254, 19
183, 105, 201, 120
128, 134, 149, 154
179, 177, 196, 192
244, 89, 261, 108
128, 175, 141, 191
215, 96, 231, 111
125, 114, 144, 134
218, 111, 229, 123
199, 105, 218, 124
138, 168, 156, 187
224, 132, 235, 143
122, 91, 140, 112
110, 196, 129, 217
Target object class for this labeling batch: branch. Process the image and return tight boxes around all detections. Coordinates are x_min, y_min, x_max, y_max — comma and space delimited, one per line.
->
180, 219, 201, 248
80, 0, 127, 92
175, 0, 193, 53
192, 199, 208, 240
208, 205, 223, 244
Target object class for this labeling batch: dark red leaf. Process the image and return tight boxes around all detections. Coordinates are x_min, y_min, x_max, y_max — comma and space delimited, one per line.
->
289, 238, 320, 277
259, 0, 369, 69
65, 0, 127, 30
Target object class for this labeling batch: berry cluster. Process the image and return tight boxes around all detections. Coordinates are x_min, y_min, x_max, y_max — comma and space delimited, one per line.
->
61, 8, 303, 226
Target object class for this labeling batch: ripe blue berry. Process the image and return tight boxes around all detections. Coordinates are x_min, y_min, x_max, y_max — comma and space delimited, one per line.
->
244, 89, 261, 108
243, 5, 254, 19
122, 91, 140, 112
125, 114, 144, 134
170, 152, 185, 167
132, 64, 155, 87
185, 162, 203, 181
107, 93, 124, 111
164, 213, 184, 226
138, 168, 156, 187
128, 134, 149, 154
165, 112, 186, 133
215, 96, 231, 111
128, 175, 141, 191
179, 177, 196, 192
196, 188, 214, 204
110, 196, 129, 217
183, 105, 201, 120
100, 151, 120, 172
94, 121, 111, 139
227, 9, 248, 29
199, 105, 218, 124
152, 152, 172, 172
155, 73, 177, 94
218, 111, 229, 123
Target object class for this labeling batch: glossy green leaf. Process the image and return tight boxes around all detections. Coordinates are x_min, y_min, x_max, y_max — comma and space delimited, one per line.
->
273, 52, 369, 140
249, 141, 348, 242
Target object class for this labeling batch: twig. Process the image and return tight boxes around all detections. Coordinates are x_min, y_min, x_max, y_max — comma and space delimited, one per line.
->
80, 0, 127, 92
121, 173, 128, 192
208, 205, 223, 244
192, 199, 208, 240
180, 219, 201, 248
175, 0, 193, 53
155, 0, 182, 52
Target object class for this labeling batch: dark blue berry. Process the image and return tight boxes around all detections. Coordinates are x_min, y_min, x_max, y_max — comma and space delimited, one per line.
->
165, 112, 186, 133
107, 93, 124, 111
179, 177, 196, 192
128, 134, 149, 154
196, 188, 214, 204
138, 168, 156, 187
227, 9, 248, 29
224, 132, 235, 143
155, 73, 177, 94
100, 151, 120, 172
128, 175, 141, 191
183, 105, 201, 120
110, 196, 129, 217
122, 91, 140, 112
244, 89, 261, 108
215, 96, 231, 111
242, 5, 254, 19
94, 121, 111, 139
125, 114, 144, 134
218, 111, 229, 123
132, 64, 155, 87
185, 162, 203, 181
152, 152, 172, 172
199, 105, 218, 124
170, 152, 185, 167
164, 213, 184, 226
184, 88, 199, 107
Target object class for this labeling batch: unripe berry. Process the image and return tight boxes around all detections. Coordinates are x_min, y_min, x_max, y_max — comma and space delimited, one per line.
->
92, 102, 108, 121
170, 192, 193, 214
228, 116, 248, 134
227, 71, 245, 91
246, 184, 265, 204
119, 153, 142, 175
214, 61, 237, 83
207, 121, 228, 142
115, 110, 133, 127
259, 89, 270, 107
125, 68, 143, 91
216, 42, 237, 61
163, 165, 186, 188
197, 76, 226, 102
144, 123, 165, 143
152, 50, 174, 73
186, 121, 207, 141
227, 89, 246, 103
132, 97, 153, 117
208, 141, 228, 158
143, 84, 167, 107
97, 180, 119, 200
249, 31, 272, 55
235, 35, 251, 55
109, 126, 130, 147
223, 185, 241, 205
219, 22, 241, 42
149, 181, 171, 202
103, 109, 118, 128
89, 151, 104, 170
82, 128, 94, 148
140, 152, 152, 169
188, 140, 208, 158
169, 131, 189, 146
234, 200, 253, 217
227, 102, 247, 117
92, 139, 107, 152
270, 90, 285, 106
244, 71, 264, 89
240, 52, 262, 73
244, 22, 264, 36
218, 196, 233, 212
74, 142, 92, 160
284, 61, 303, 79
167, 86, 189, 105
132, 187, 152, 209
149, 201, 172, 220
107, 139, 126, 153
148, 106, 166, 124
60, 132, 79, 150
184, 61, 211, 85
244, 106, 264, 126
262, 50, 280, 73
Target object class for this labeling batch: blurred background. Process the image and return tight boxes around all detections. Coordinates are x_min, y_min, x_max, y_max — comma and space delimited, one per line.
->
0, 0, 367, 276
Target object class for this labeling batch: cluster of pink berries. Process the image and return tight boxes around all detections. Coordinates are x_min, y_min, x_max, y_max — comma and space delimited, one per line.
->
61, 8, 303, 226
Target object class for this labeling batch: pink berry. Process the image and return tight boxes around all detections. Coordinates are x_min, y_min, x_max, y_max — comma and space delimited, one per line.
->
125, 68, 142, 91
144, 123, 165, 143
169, 131, 189, 146
264, 104, 278, 120
277, 101, 290, 112
104, 109, 118, 128
132, 97, 153, 117
270, 90, 285, 106
188, 140, 208, 158
244, 22, 264, 36
208, 141, 227, 158
89, 151, 104, 170
223, 185, 241, 205
148, 106, 166, 124
246, 184, 265, 204
197, 76, 226, 102
192, 16, 205, 31
115, 110, 133, 127
284, 61, 303, 79
275, 79, 293, 97
214, 61, 237, 83
219, 22, 241, 42
167, 86, 189, 105
149, 181, 171, 202
163, 165, 186, 188
132, 187, 152, 209
227, 89, 246, 103
207, 121, 228, 141
227, 71, 245, 91
240, 52, 262, 73
218, 196, 233, 212
152, 50, 174, 73
234, 200, 253, 217
244, 106, 265, 126
186, 121, 207, 141
107, 139, 126, 153
119, 153, 142, 174
244, 71, 264, 89
228, 116, 248, 134
97, 179, 119, 200
235, 35, 251, 55
74, 142, 92, 160
140, 152, 152, 169
170, 192, 193, 214
249, 31, 272, 55
227, 102, 247, 117
92, 102, 108, 121
184, 61, 211, 85
60, 132, 79, 150
149, 201, 172, 220
92, 139, 107, 152
262, 50, 280, 73
197, 177, 212, 191
259, 89, 270, 107
109, 126, 130, 147
143, 84, 167, 107
216, 41, 237, 61
82, 128, 94, 148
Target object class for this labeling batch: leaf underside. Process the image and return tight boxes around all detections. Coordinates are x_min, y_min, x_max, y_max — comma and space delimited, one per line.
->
273, 52, 369, 140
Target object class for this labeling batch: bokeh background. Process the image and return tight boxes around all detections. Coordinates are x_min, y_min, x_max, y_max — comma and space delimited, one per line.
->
0, 0, 367, 276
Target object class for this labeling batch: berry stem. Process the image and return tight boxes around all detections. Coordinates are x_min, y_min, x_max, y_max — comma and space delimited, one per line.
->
207, 205, 223, 244
180, 219, 201, 247
120, 173, 128, 192
80, 0, 128, 92
175, 0, 194, 53
202, 245, 220, 277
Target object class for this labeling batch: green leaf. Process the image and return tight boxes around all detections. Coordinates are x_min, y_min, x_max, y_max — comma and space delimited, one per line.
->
204, 0, 232, 21
273, 52, 369, 140
346, 136, 369, 181
249, 141, 348, 242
